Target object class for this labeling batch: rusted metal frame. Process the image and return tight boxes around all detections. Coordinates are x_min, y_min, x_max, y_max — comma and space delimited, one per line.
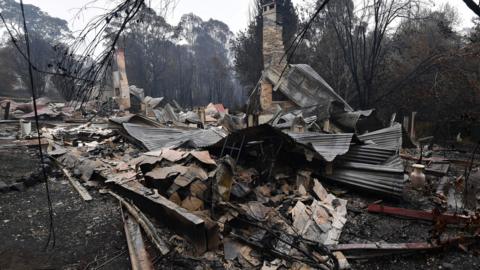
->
113, 180, 217, 254
110, 191, 170, 256
235, 135, 246, 163
367, 204, 475, 225
328, 236, 479, 259
121, 204, 154, 270
220, 134, 246, 163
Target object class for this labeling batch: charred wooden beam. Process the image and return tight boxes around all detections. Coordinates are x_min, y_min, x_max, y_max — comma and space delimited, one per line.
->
112, 180, 218, 254
110, 191, 170, 256
121, 206, 154, 270
51, 157, 92, 201
60, 167, 93, 201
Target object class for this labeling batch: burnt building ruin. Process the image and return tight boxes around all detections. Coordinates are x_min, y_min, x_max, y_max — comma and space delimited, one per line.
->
249, 0, 380, 134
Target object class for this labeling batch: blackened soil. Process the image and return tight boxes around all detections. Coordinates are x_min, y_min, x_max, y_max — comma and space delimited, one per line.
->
0, 174, 130, 269
336, 187, 480, 270
0, 145, 39, 186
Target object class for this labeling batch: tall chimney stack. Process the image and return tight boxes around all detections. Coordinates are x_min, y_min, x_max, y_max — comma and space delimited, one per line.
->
113, 48, 131, 111
262, 0, 286, 71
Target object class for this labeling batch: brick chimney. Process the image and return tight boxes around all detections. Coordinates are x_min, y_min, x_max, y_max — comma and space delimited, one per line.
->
262, 0, 286, 71
259, 0, 286, 112
113, 48, 131, 111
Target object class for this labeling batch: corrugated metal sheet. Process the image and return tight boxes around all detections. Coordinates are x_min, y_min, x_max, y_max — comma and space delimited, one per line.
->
287, 132, 354, 162
330, 137, 406, 196
327, 161, 405, 197
110, 114, 164, 127
384, 156, 404, 169
264, 64, 353, 111
122, 123, 226, 150
338, 145, 397, 165
358, 123, 403, 151
332, 109, 374, 130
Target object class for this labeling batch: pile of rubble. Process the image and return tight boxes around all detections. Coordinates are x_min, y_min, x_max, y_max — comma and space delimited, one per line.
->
43, 120, 348, 268
24, 100, 476, 269
2, 84, 478, 269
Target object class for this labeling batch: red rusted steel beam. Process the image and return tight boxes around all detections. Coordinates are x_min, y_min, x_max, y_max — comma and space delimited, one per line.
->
367, 204, 474, 224
329, 236, 479, 259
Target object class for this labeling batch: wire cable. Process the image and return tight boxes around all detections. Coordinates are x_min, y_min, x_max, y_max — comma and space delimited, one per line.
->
275, 0, 331, 84
19, 0, 56, 250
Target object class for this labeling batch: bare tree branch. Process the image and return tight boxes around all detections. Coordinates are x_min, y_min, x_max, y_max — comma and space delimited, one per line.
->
463, 0, 480, 17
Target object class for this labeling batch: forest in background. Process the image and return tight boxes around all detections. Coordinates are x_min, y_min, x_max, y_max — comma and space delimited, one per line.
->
0, 0, 480, 135
233, 0, 480, 136
0, 0, 244, 107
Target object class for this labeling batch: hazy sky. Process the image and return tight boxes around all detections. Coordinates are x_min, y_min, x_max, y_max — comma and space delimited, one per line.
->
20, 0, 477, 34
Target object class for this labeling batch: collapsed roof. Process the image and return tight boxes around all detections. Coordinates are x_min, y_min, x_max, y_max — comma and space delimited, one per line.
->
264, 64, 353, 111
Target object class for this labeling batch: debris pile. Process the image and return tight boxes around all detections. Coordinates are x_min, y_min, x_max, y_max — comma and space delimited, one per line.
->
15, 98, 472, 270
43, 120, 350, 268
2, 80, 479, 269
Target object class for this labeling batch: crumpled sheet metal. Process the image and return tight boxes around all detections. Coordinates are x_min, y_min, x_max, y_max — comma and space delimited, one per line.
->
287, 132, 355, 162
332, 109, 374, 131
110, 114, 164, 128
265, 64, 353, 112
153, 103, 179, 123
272, 106, 319, 129
20, 106, 64, 119
143, 96, 164, 108
358, 123, 403, 151
122, 123, 226, 150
